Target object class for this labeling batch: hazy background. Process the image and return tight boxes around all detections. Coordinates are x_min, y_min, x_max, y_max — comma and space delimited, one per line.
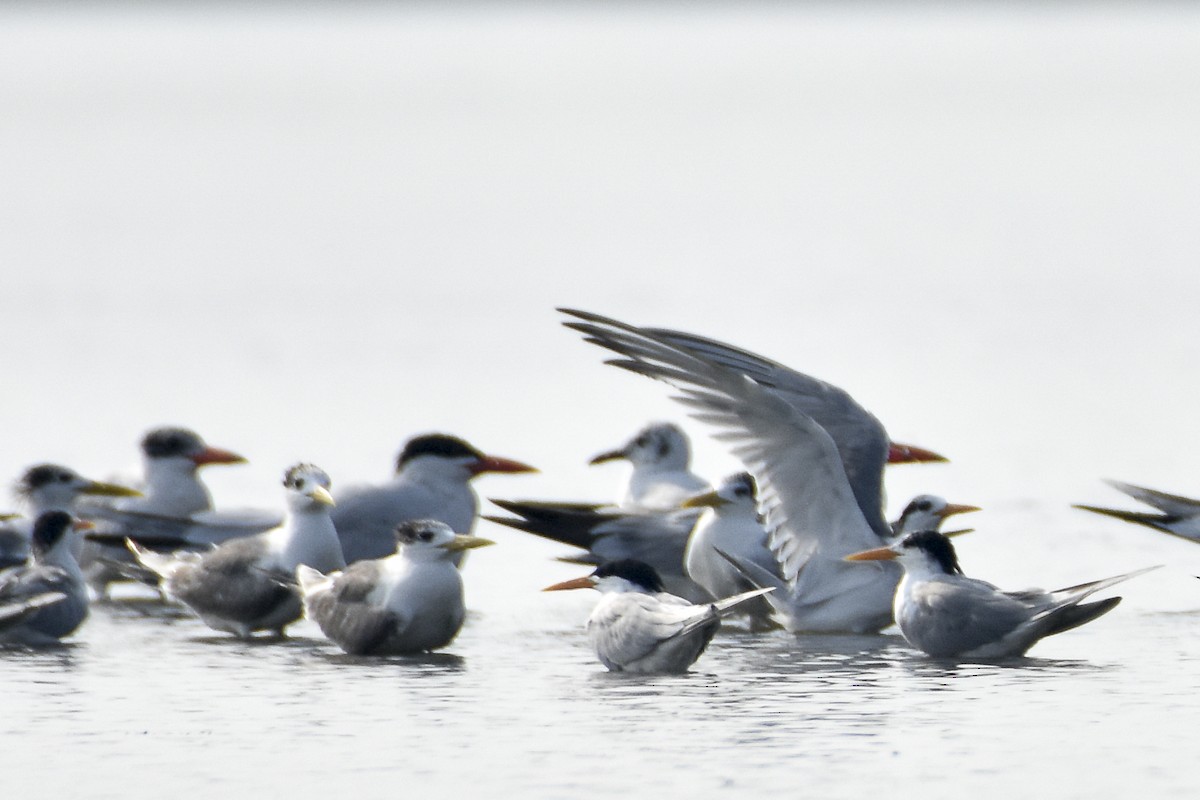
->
1, 3, 1199, 796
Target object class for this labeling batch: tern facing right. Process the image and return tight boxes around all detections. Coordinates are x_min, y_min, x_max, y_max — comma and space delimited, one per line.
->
544, 559, 772, 673
846, 531, 1158, 659
297, 519, 494, 655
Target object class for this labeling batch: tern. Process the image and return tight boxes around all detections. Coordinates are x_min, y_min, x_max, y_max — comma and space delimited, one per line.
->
128, 463, 345, 638
297, 519, 494, 655
0, 511, 91, 645
78, 427, 278, 594
1074, 480, 1200, 544
890, 495, 981, 540
846, 531, 1158, 659
558, 308, 944, 633
332, 433, 535, 565
0, 464, 140, 568
680, 472, 778, 627
588, 422, 710, 511
543, 559, 772, 673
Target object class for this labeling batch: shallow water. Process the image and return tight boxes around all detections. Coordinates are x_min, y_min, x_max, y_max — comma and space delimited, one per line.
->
2, 2, 1200, 798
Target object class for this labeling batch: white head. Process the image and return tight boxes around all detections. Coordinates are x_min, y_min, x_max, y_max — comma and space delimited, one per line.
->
892, 495, 980, 538
589, 422, 692, 472
391, 519, 495, 563
282, 463, 335, 514
847, 531, 964, 579
682, 471, 758, 518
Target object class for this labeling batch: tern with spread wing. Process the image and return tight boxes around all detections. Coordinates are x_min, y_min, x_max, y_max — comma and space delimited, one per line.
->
544, 559, 772, 673
128, 464, 345, 638
332, 433, 535, 564
1074, 480, 1200, 543
297, 519, 494, 655
558, 308, 944, 633
846, 531, 1158, 659
0, 511, 91, 645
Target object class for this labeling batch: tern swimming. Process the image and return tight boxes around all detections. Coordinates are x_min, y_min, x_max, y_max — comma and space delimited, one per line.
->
0, 511, 91, 645
544, 559, 771, 673
846, 531, 1158, 659
297, 519, 494, 655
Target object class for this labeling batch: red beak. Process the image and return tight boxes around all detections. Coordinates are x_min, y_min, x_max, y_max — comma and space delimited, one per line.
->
887, 442, 948, 464
191, 446, 248, 467
468, 455, 537, 477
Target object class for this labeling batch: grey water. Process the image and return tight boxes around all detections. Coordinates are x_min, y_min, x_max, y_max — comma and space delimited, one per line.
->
3, 2, 1200, 797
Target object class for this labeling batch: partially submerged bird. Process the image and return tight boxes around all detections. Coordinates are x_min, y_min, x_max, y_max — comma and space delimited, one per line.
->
128, 464, 345, 639
588, 422, 710, 512
0, 511, 91, 645
297, 519, 494, 656
544, 559, 772, 673
846, 531, 1157, 659
332, 433, 535, 564
0, 463, 140, 568
1074, 480, 1200, 544
559, 308, 946, 633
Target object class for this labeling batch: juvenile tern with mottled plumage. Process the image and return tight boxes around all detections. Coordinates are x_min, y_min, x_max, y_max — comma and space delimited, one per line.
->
128, 464, 345, 638
846, 531, 1158, 659
543, 559, 772, 673
297, 519, 493, 655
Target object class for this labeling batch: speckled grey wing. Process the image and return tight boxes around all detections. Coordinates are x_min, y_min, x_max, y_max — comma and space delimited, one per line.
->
307, 562, 407, 655
588, 593, 718, 671
643, 327, 892, 538
900, 580, 1031, 658
168, 536, 295, 621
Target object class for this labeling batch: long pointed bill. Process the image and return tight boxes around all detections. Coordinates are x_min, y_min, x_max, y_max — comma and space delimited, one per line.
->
81, 480, 143, 499
191, 446, 248, 467
887, 442, 949, 464
845, 546, 900, 562
681, 490, 727, 510
542, 575, 596, 592
442, 534, 496, 552
937, 503, 981, 519
587, 448, 627, 465
469, 455, 537, 476
944, 528, 974, 538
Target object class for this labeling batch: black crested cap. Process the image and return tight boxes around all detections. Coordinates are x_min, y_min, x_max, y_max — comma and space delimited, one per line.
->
141, 427, 204, 458
395, 434, 482, 471
17, 464, 77, 497
593, 559, 666, 593
899, 496, 936, 518
394, 519, 451, 545
31, 510, 74, 553
901, 531, 962, 575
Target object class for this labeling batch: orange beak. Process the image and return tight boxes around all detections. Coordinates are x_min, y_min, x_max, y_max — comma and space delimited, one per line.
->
542, 576, 596, 592
938, 503, 981, 519
845, 546, 899, 562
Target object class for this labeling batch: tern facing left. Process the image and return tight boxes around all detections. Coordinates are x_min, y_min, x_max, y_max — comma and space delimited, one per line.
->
544, 559, 772, 673
846, 531, 1158, 659
297, 519, 494, 655
128, 464, 345, 639
1074, 480, 1200, 544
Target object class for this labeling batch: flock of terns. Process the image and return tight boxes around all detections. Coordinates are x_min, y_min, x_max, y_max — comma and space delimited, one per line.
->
0, 308, 1187, 671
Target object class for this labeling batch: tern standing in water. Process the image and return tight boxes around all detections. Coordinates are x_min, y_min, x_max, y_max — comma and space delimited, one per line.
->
0, 511, 91, 645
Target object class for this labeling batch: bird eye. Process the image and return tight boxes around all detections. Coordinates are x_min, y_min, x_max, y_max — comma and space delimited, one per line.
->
58, 472, 72, 482
419, 531, 434, 542
917, 501, 932, 512
635, 436, 648, 447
